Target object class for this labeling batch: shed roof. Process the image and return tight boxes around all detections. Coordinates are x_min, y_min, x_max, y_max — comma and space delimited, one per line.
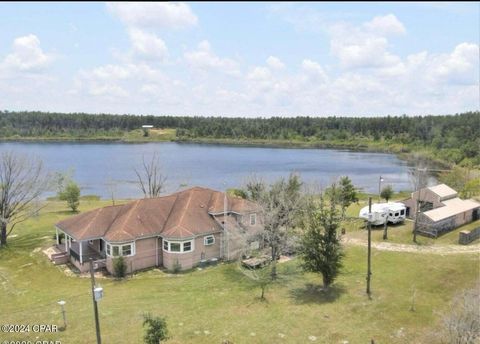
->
423, 197, 480, 222
427, 184, 457, 200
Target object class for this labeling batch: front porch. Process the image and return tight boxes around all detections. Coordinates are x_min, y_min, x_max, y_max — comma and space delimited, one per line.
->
52, 227, 107, 272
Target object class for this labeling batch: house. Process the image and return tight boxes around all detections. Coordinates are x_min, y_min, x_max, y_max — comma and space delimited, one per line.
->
401, 184, 480, 237
54, 187, 262, 274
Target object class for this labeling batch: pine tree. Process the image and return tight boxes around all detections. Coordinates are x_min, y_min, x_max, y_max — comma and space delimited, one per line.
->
300, 185, 344, 290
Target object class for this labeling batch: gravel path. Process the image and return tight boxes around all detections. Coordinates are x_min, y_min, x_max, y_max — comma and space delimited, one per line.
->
342, 237, 480, 255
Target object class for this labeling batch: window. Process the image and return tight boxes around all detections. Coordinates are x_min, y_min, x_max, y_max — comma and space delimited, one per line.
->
204, 235, 215, 246
106, 242, 135, 257
163, 240, 194, 253
400, 209, 405, 216
250, 213, 257, 226
122, 244, 132, 256
170, 242, 181, 252
394, 212, 399, 217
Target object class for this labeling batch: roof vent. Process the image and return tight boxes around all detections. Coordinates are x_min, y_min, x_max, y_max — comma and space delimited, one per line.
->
200, 204, 205, 208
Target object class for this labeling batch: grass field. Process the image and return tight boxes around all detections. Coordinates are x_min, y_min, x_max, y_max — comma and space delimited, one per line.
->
0, 200, 478, 344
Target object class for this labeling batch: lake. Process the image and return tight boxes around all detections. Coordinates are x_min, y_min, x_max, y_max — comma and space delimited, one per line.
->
0, 142, 419, 199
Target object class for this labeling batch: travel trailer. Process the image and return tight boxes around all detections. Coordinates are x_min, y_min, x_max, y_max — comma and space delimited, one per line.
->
359, 202, 407, 226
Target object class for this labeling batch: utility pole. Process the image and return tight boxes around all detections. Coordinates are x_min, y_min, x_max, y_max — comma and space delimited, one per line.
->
413, 198, 419, 243
378, 176, 384, 202
90, 259, 102, 344
366, 197, 372, 297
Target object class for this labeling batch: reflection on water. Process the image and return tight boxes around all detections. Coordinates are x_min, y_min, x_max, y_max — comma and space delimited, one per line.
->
0, 142, 425, 199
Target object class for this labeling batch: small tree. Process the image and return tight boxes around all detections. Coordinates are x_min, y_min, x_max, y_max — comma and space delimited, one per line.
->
240, 263, 272, 300
337, 176, 358, 218
380, 185, 394, 202
113, 256, 127, 278
143, 313, 168, 344
299, 184, 343, 290
59, 182, 80, 212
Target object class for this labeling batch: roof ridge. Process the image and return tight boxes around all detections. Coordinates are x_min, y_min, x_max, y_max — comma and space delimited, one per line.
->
104, 199, 141, 238
162, 193, 180, 232
103, 203, 127, 237
78, 208, 103, 239
120, 199, 141, 232
207, 189, 216, 211
177, 188, 195, 226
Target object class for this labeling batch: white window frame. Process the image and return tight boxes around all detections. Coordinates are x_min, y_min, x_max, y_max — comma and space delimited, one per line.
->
162, 239, 194, 254
204, 235, 215, 246
106, 242, 135, 257
250, 213, 257, 226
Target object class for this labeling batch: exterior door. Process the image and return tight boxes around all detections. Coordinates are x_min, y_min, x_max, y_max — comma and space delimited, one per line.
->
473, 208, 479, 221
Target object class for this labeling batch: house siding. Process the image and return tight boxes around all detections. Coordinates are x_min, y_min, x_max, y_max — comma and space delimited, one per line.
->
404, 189, 445, 216
105, 237, 160, 274
163, 233, 221, 271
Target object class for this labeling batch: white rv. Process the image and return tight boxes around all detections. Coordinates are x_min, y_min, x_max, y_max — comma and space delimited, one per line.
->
359, 202, 406, 226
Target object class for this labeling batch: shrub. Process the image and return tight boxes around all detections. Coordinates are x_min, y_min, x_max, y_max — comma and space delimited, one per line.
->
143, 313, 168, 344
113, 256, 127, 278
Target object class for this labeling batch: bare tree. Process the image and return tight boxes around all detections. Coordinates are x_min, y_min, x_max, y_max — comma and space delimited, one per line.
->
134, 153, 167, 198
409, 162, 429, 243
0, 152, 50, 246
438, 287, 480, 344
245, 173, 303, 279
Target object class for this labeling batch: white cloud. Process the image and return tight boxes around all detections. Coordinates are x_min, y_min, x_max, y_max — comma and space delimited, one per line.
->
301, 59, 328, 82
2, 8, 477, 117
266, 56, 285, 69
184, 40, 240, 76
106, 2, 197, 30
1, 34, 54, 73
430, 42, 479, 85
364, 14, 406, 36
329, 22, 403, 70
127, 28, 168, 60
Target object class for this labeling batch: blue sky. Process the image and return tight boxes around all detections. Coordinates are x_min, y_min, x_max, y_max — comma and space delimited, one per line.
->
0, 2, 478, 116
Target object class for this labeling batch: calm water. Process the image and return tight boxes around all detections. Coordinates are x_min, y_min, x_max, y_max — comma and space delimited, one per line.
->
0, 142, 419, 199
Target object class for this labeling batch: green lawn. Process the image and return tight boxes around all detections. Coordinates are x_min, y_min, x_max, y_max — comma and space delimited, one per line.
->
0, 200, 478, 343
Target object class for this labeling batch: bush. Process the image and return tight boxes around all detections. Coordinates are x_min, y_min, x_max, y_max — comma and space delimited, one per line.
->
59, 181, 80, 212
113, 256, 127, 278
143, 313, 168, 344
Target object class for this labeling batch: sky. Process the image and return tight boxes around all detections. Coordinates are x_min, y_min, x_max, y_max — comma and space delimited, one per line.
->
0, 2, 479, 117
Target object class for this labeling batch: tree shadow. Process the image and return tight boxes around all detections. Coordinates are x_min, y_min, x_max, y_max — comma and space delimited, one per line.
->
289, 282, 345, 305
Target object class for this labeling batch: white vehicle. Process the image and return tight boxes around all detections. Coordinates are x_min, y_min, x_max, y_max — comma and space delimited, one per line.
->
359, 202, 406, 225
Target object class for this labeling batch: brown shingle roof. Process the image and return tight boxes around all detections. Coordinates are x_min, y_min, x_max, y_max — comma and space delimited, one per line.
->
56, 187, 259, 242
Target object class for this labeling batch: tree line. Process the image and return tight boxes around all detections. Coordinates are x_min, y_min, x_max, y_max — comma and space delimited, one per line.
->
1, 110, 479, 165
